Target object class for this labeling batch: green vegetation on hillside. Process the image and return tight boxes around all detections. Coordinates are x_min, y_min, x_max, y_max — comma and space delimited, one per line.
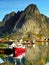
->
0, 22, 2, 26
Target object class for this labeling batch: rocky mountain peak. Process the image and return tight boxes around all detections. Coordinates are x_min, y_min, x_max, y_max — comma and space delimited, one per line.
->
25, 4, 40, 16
0, 4, 49, 38
10, 11, 16, 16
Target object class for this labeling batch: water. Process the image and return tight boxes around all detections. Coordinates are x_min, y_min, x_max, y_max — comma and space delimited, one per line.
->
0, 41, 49, 65
4, 56, 26, 65
45, 62, 49, 65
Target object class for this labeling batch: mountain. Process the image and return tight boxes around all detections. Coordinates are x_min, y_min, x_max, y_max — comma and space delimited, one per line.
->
0, 4, 49, 39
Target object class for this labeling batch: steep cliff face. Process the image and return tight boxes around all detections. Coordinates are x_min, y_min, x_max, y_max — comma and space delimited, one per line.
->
0, 4, 49, 38
1, 11, 23, 33
18, 4, 49, 37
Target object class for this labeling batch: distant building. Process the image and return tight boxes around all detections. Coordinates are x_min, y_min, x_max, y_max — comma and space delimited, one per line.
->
0, 39, 3, 43
44, 38, 49, 41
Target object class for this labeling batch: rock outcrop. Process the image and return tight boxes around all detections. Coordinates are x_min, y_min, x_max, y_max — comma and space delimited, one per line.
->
0, 4, 49, 38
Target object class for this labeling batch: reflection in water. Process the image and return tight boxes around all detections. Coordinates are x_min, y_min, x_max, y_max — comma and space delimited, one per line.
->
26, 41, 49, 65
4, 56, 26, 65
45, 62, 49, 65
1, 41, 49, 65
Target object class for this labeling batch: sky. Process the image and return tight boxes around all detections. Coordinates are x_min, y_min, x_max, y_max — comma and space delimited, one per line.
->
0, 0, 49, 21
